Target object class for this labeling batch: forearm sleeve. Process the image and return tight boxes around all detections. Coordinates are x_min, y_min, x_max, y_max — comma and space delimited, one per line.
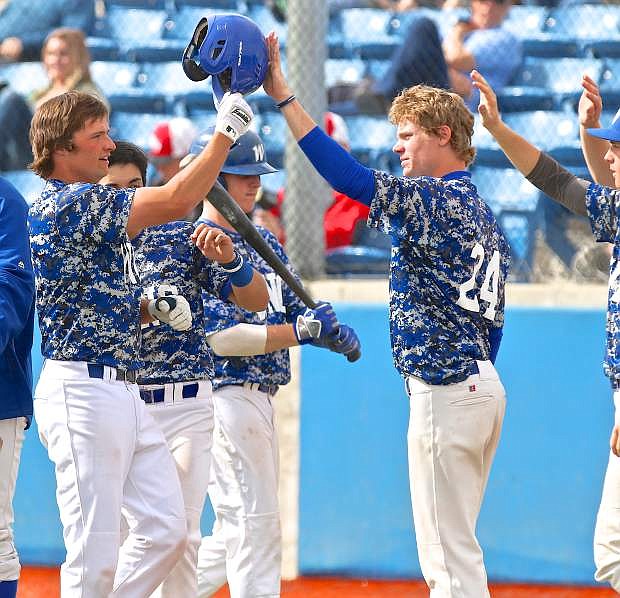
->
526, 152, 589, 217
488, 326, 503, 364
206, 323, 268, 356
298, 126, 375, 206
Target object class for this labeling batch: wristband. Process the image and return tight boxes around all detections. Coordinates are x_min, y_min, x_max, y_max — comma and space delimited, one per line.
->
275, 94, 296, 109
228, 259, 254, 287
220, 252, 243, 272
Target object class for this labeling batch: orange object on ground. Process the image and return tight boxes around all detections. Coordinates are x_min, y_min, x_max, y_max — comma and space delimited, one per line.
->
17, 567, 617, 598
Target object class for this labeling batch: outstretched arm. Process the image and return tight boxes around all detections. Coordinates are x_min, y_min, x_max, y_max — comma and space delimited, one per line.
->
579, 75, 614, 187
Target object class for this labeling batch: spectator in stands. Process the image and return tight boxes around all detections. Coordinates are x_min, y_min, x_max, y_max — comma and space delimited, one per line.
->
29, 28, 108, 111
147, 118, 197, 186
352, 0, 521, 113
0, 0, 94, 62
0, 27, 106, 172
257, 112, 373, 250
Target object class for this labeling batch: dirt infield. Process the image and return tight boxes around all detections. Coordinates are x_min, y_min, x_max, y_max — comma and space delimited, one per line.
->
16, 567, 618, 597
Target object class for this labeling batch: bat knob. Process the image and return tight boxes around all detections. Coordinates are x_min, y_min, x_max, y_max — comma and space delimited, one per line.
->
346, 348, 361, 363
155, 297, 177, 313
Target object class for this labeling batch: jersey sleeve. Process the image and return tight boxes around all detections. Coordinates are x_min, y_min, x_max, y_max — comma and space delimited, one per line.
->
586, 182, 620, 242
55, 183, 135, 245
193, 249, 232, 300
368, 170, 447, 244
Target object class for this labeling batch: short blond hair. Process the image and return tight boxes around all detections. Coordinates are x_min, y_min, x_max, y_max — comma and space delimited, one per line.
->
389, 85, 476, 167
30, 91, 108, 178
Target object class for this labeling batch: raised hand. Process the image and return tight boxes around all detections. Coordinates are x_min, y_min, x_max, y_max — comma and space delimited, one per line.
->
578, 74, 603, 129
191, 224, 235, 263
471, 69, 502, 133
263, 32, 293, 102
215, 92, 253, 142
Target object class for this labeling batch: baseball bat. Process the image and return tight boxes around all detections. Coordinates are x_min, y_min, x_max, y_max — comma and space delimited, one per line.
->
206, 180, 361, 363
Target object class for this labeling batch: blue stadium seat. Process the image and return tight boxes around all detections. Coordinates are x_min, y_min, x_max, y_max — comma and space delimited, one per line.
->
325, 245, 390, 277
584, 40, 620, 60
521, 38, 580, 59
163, 7, 231, 40
258, 113, 287, 169
90, 61, 139, 95
174, 0, 238, 7
472, 166, 540, 213
136, 61, 198, 96
325, 58, 366, 89
365, 58, 391, 82
472, 117, 510, 167
124, 40, 186, 62
182, 89, 216, 117
343, 115, 395, 167
189, 112, 217, 135
99, 7, 167, 42
247, 5, 288, 46
503, 5, 548, 39
110, 112, 170, 149
86, 37, 121, 61
108, 90, 168, 114
504, 111, 579, 154
496, 86, 555, 113
544, 5, 620, 40
338, 8, 392, 45
1, 170, 45, 206
0, 62, 48, 97
600, 59, 620, 108
105, 0, 170, 7
496, 210, 538, 283
387, 8, 468, 41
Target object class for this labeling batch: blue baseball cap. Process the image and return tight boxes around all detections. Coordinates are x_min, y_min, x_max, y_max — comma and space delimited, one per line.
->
587, 108, 620, 142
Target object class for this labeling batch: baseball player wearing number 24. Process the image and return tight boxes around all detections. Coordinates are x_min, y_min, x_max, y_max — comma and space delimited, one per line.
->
264, 33, 510, 598
100, 140, 268, 598
27, 89, 254, 597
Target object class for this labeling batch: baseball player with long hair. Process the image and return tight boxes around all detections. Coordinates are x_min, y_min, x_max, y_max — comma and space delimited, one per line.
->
99, 140, 268, 598
0, 177, 35, 598
28, 87, 254, 597
263, 34, 510, 597
181, 128, 360, 598
472, 67, 620, 592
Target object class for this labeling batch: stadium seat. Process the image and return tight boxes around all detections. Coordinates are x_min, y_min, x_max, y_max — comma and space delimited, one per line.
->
174, 0, 239, 7
365, 58, 392, 82
338, 8, 392, 45
600, 59, 620, 108
124, 40, 186, 63
325, 245, 390, 277
497, 210, 538, 283
544, 5, 620, 40
99, 7, 167, 42
521, 38, 580, 59
343, 115, 395, 167
247, 5, 287, 45
387, 8, 468, 41
109, 90, 168, 114
504, 110, 579, 154
258, 113, 288, 169
86, 37, 121, 61
325, 58, 366, 89
584, 40, 620, 60
91, 61, 139, 95
182, 89, 216, 117
163, 7, 231, 40
110, 112, 170, 149
105, 0, 170, 8
472, 117, 510, 167
472, 166, 540, 213
189, 112, 217, 135
2, 170, 46, 206
0, 62, 48, 97
136, 61, 198, 96
496, 86, 555, 113
503, 5, 548, 39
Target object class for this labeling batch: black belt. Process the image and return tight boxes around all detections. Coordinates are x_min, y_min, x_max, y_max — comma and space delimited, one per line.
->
87, 363, 137, 384
230, 382, 278, 396
139, 382, 200, 404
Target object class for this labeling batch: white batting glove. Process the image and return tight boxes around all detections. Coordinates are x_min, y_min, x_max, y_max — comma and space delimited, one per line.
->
215, 92, 253, 142
147, 296, 192, 331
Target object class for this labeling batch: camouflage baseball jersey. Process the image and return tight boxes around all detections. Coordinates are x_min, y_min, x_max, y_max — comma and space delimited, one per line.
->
367, 170, 510, 384
586, 182, 620, 385
199, 219, 305, 390
132, 221, 230, 385
29, 179, 142, 369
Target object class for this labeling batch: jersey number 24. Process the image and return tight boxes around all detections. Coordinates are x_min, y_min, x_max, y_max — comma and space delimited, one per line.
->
456, 242, 500, 321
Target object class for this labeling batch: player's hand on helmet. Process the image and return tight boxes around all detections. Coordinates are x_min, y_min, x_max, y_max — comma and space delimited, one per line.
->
294, 301, 339, 345
263, 32, 293, 101
191, 223, 235, 263
148, 296, 192, 331
215, 92, 253, 143
471, 70, 501, 133
326, 324, 361, 358
578, 74, 603, 128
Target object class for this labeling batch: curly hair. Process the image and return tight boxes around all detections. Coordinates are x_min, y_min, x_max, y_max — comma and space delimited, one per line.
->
389, 85, 476, 167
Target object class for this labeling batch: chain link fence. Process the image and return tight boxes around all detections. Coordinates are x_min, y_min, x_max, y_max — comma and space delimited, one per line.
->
0, 0, 619, 281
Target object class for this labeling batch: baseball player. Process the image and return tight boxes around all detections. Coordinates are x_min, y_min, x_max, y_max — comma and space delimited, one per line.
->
0, 178, 35, 598
472, 68, 620, 592
263, 35, 510, 597
179, 128, 360, 598
27, 89, 254, 597
99, 140, 268, 598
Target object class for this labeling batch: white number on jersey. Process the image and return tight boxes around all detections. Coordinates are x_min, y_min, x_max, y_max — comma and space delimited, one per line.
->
257, 272, 285, 321
457, 242, 501, 321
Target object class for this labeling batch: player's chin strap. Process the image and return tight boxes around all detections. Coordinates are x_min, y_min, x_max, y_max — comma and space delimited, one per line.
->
182, 18, 210, 82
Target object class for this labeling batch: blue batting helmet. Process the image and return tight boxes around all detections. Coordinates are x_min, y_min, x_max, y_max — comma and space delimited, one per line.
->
182, 13, 268, 105
188, 127, 277, 176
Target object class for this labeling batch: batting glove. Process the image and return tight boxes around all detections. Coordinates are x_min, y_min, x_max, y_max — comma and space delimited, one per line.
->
147, 296, 192, 331
294, 301, 339, 345
215, 92, 253, 143
326, 324, 361, 357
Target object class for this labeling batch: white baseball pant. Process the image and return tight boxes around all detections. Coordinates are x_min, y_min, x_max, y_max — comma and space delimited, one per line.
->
34, 360, 187, 598
594, 390, 620, 590
197, 383, 281, 598
406, 360, 505, 598
0, 417, 26, 583
140, 380, 214, 598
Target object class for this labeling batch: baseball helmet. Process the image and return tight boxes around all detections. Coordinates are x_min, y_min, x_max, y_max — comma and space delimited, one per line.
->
188, 127, 277, 176
182, 13, 268, 105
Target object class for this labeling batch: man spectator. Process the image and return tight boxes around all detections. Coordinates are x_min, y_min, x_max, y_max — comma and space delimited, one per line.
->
147, 118, 197, 186
0, 0, 95, 62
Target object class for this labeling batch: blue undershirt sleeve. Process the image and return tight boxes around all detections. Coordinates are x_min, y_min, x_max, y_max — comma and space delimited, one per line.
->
297, 126, 375, 206
488, 326, 503, 364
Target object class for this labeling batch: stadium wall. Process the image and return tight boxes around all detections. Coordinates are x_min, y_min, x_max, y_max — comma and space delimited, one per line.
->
13, 282, 615, 586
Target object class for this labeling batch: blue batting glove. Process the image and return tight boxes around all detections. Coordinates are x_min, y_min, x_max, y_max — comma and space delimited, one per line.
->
327, 324, 360, 357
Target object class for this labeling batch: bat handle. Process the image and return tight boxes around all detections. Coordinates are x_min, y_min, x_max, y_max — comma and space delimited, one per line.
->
346, 348, 361, 363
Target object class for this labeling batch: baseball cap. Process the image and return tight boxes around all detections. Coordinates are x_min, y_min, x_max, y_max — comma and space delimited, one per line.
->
325, 111, 350, 149
148, 117, 197, 162
586, 108, 620, 143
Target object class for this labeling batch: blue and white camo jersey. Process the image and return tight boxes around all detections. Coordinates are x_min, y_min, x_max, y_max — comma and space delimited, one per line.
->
586, 182, 620, 385
29, 179, 142, 369
199, 218, 306, 390
132, 221, 231, 385
368, 170, 510, 384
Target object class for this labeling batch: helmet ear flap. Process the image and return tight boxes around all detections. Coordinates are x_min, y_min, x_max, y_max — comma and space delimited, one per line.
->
182, 18, 211, 82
